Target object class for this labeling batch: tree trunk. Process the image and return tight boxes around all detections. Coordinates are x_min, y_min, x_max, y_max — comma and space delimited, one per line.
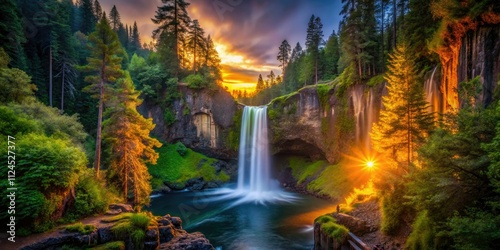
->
174, 0, 179, 76
61, 64, 65, 112
49, 47, 53, 107
392, 0, 397, 48
94, 79, 104, 177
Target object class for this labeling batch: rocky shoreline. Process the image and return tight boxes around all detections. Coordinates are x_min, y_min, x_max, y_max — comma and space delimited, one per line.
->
16, 204, 214, 250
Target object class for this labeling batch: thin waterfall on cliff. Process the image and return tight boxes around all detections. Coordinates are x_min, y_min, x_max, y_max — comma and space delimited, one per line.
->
424, 66, 442, 119
352, 87, 378, 150
237, 106, 271, 193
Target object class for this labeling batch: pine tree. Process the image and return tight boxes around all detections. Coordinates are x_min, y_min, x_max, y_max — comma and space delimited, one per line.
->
80, 15, 125, 177
0, 0, 27, 70
277, 40, 291, 74
324, 30, 341, 79
130, 21, 141, 54
305, 15, 323, 84
79, 0, 96, 34
256, 74, 265, 92
103, 72, 162, 208
109, 5, 121, 32
152, 0, 191, 74
202, 35, 222, 84
267, 70, 276, 86
186, 20, 206, 73
371, 43, 434, 172
93, 0, 102, 20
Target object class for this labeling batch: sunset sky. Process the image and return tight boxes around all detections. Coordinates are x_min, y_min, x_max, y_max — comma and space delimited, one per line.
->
98, 0, 342, 93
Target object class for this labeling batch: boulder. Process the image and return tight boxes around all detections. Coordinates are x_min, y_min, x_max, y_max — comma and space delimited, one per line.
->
97, 226, 114, 244
108, 203, 134, 213
159, 232, 214, 250
332, 213, 370, 236
159, 225, 176, 243
170, 217, 183, 229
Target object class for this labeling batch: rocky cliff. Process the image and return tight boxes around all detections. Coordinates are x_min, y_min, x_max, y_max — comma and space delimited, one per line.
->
268, 83, 384, 163
138, 85, 241, 160
437, 17, 500, 110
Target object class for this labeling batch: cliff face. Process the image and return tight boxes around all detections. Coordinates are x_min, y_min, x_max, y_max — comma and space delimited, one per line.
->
438, 21, 500, 110
139, 85, 240, 160
458, 25, 500, 106
268, 83, 384, 163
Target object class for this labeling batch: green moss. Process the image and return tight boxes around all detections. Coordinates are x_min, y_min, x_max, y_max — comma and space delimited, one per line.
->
90, 241, 125, 250
227, 108, 242, 150
102, 213, 133, 223
65, 222, 96, 235
288, 157, 327, 184
110, 212, 152, 249
163, 109, 176, 126
148, 144, 230, 186
316, 83, 332, 109
307, 163, 353, 198
315, 215, 349, 241
367, 74, 385, 87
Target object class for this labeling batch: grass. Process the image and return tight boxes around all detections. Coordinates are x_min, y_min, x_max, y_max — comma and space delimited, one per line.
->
65, 222, 96, 235
110, 213, 153, 249
102, 213, 133, 223
287, 157, 327, 184
307, 163, 353, 199
148, 144, 230, 187
90, 241, 125, 250
315, 215, 349, 241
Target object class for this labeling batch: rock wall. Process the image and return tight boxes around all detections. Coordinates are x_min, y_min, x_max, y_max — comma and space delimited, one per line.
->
269, 83, 384, 163
138, 85, 241, 160
438, 19, 500, 110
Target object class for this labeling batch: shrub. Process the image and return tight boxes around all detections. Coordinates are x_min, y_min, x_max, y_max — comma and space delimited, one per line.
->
69, 170, 110, 218
380, 188, 406, 235
163, 109, 176, 126
184, 74, 207, 89
175, 142, 187, 157
111, 213, 152, 249
65, 222, 96, 235
315, 215, 349, 241
405, 210, 436, 250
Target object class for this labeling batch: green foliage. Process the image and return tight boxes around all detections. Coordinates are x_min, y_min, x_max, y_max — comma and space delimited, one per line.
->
184, 73, 209, 89
0, 105, 39, 136
148, 144, 230, 187
380, 185, 407, 235
90, 241, 125, 250
367, 74, 385, 87
446, 210, 500, 250
0, 49, 36, 104
68, 170, 110, 219
316, 83, 332, 109
175, 142, 188, 157
227, 108, 242, 150
163, 109, 176, 126
0, 132, 87, 232
315, 215, 349, 241
405, 210, 437, 250
111, 212, 152, 249
65, 222, 96, 235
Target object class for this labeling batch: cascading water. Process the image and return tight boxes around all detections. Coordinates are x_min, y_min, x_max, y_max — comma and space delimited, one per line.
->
424, 66, 442, 119
202, 105, 295, 205
237, 106, 271, 193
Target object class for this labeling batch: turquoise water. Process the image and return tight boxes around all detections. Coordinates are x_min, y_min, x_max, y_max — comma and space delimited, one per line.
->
147, 185, 336, 250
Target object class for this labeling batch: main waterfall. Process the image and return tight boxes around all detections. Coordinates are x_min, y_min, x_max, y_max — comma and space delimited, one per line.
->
237, 106, 271, 193
200, 106, 295, 205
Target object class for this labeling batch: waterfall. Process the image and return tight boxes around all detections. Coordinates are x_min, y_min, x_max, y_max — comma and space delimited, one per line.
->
424, 66, 442, 119
237, 106, 272, 193
352, 86, 379, 151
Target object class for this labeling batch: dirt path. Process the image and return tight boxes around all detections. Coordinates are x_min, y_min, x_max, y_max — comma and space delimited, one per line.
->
1, 214, 116, 250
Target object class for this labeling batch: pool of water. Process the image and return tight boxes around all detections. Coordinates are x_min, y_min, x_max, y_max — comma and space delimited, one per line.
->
147, 185, 336, 250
